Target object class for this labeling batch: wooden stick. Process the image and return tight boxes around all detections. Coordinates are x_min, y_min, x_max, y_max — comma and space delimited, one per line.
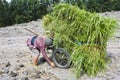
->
25, 28, 50, 38
25, 28, 40, 36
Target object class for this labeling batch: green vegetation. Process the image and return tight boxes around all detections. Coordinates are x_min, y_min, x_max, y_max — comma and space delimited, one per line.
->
0, 0, 49, 27
86, 0, 120, 12
10, 0, 48, 23
55, 0, 120, 12
0, 0, 120, 27
0, 0, 11, 27
43, 3, 118, 77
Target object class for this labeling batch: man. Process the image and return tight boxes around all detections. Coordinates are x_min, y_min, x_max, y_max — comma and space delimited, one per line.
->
26, 35, 55, 67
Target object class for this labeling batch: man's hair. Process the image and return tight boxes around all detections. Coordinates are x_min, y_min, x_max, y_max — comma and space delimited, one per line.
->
45, 38, 53, 46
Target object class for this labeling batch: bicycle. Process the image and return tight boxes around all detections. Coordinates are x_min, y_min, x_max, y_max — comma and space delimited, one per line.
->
46, 42, 71, 69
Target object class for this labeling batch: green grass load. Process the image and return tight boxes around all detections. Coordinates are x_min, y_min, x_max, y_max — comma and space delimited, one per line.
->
43, 3, 118, 77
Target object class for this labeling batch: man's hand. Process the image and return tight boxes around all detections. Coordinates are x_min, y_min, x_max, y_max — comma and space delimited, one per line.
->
50, 62, 55, 68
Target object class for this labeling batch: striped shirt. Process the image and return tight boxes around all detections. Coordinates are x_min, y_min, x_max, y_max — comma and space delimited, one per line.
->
27, 36, 49, 59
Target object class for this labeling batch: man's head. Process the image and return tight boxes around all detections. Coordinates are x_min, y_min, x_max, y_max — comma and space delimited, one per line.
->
45, 38, 53, 46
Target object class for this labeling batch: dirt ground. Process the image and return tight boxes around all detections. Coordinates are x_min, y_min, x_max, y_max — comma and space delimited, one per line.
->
0, 11, 120, 80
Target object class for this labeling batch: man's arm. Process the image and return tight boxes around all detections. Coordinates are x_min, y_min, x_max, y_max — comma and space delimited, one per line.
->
40, 47, 55, 67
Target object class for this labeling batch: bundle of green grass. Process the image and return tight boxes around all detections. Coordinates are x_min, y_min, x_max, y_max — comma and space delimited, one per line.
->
43, 3, 118, 77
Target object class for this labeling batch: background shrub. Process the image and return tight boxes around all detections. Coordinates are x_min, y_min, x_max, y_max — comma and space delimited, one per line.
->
0, 0, 49, 27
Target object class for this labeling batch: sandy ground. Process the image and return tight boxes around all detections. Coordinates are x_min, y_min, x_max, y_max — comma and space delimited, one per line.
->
0, 11, 120, 80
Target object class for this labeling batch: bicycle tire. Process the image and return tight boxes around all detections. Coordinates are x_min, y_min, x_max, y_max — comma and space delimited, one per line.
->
52, 48, 71, 69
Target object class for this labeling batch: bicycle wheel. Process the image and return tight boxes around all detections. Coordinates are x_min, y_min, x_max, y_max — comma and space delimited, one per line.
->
52, 48, 71, 69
